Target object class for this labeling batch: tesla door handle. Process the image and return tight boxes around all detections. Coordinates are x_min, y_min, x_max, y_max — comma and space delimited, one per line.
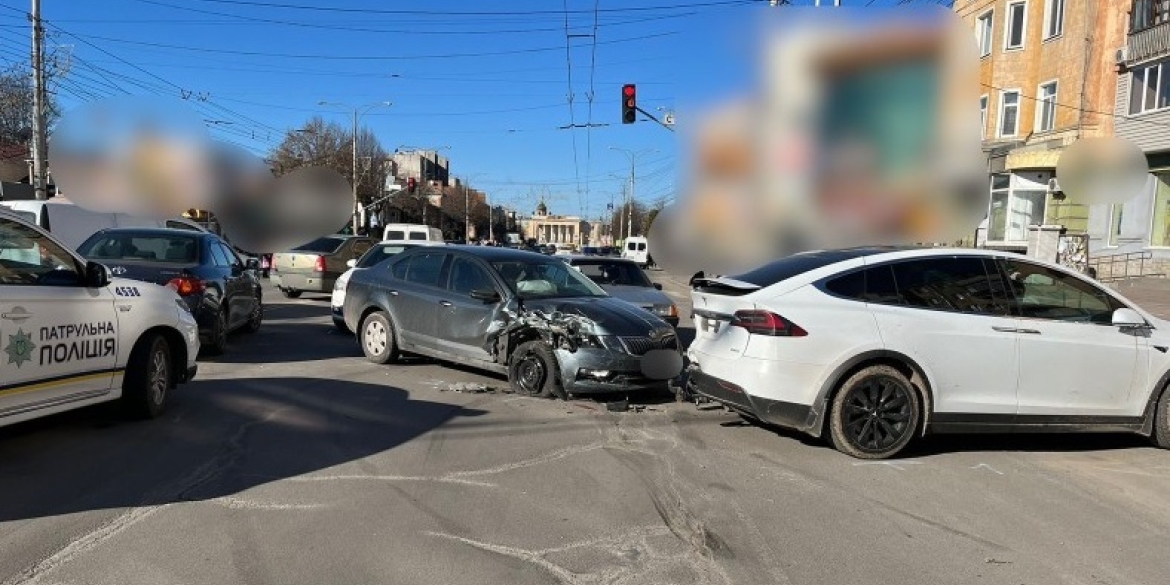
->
991, 326, 1017, 333
439, 300, 453, 307
1017, 328, 1041, 335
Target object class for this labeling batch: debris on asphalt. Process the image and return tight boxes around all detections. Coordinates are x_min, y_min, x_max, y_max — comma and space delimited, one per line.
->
444, 382, 496, 393
984, 558, 1012, 565
606, 399, 630, 412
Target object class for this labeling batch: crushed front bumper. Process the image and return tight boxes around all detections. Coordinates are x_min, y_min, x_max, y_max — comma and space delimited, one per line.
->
556, 347, 673, 394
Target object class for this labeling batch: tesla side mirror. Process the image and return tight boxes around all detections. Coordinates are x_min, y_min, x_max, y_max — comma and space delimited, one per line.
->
346, 259, 358, 268
1112, 308, 1147, 327
85, 261, 110, 288
469, 288, 501, 303
653, 283, 662, 290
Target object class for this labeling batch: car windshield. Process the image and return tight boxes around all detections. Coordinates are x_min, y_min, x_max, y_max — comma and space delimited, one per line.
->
292, 237, 345, 254
492, 259, 607, 299
356, 244, 416, 268
571, 261, 653, 287
78, 232, 199, 263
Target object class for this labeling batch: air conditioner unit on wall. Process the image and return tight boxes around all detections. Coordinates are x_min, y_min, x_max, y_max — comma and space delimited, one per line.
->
1116, 47, 1129, 69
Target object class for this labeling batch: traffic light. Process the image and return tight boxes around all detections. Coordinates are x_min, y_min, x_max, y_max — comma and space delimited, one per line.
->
407, 177, 417, 194
622, 84, 636, 124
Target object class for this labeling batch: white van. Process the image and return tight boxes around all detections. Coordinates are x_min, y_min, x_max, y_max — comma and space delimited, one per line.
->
0, 199, 207, 250
623, 236, 649, 267
382, 223, 443, 243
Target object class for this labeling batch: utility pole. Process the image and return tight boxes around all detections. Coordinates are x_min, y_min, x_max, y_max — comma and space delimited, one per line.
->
464, 183, 470, 242
609, 147, 656, 240
488, 194, 494, 243
351, 108, 358, 233
30, 0, 47, 200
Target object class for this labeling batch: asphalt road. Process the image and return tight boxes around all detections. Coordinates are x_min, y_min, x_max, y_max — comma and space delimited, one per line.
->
3, 272, 1170, 585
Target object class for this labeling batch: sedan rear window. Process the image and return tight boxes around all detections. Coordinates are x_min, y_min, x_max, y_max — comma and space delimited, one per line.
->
79, 233, 199, 263
292, 237, 345, 254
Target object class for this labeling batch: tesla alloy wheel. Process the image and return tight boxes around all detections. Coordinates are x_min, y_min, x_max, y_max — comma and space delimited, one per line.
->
829, 365, 921, 460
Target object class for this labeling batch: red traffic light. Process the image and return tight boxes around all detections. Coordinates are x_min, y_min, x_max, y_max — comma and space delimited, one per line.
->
622, 84, 637, 124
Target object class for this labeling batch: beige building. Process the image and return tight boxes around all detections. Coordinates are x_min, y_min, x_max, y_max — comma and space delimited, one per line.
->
523, 202, 594, 246
955, 0, 1128, 251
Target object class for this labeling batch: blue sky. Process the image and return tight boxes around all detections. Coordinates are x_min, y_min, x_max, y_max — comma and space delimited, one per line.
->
0, 0, 919, 219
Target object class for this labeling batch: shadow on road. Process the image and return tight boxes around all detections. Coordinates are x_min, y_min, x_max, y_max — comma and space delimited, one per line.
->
207, 320, 363, 364
732, 413, 1154, 457
0, 377, 487, 523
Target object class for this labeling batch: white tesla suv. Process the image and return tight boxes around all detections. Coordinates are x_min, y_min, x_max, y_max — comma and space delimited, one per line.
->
685, 247, 1170, 459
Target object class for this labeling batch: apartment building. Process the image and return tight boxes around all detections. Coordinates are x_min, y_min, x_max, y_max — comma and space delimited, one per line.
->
1100, 0, 1170, 269
956, 0, 1127, 252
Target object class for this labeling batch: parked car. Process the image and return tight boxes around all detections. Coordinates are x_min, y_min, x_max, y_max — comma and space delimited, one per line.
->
271, 235, 374, 298
77, 227, 263, 355
0, 209, 200, 427
564, 256, 678, 326
331, 240, 447, 332
685, 246, 1170, 460
581, 246, 600, 256
343, 246, 681, 397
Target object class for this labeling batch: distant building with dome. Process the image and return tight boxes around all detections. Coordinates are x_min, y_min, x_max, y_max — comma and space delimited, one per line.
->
521, 200, 607, 247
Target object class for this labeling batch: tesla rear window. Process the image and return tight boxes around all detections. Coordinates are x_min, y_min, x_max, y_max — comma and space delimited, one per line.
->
728, 251, 869, 287
292, 237, 345, 253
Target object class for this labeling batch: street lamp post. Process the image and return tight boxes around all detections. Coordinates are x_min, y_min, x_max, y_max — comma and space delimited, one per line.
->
609, 147, 657, 240
320, 100, 392, 234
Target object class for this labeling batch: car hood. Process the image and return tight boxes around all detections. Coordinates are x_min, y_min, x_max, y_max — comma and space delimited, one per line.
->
600, 285, 672, 307
519, 295, 671, 336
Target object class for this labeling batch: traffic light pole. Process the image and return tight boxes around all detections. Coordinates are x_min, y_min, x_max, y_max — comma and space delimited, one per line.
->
634, 106, 675, 133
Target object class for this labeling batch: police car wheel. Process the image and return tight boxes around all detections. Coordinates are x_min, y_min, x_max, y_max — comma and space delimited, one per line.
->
361, 311, 399, 364
122, 334, 171, 419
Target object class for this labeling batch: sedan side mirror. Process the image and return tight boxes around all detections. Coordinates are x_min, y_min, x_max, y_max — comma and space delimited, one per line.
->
1112, 307, 1148, 327
245, 258, 260, 270
346, 259, 358, 268
85, 261, 110, 288
653, 283, 663, 290
469, 288, 501, 303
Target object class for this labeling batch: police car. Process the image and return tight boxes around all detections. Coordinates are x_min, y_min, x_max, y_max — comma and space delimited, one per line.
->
0, 208, 200, 427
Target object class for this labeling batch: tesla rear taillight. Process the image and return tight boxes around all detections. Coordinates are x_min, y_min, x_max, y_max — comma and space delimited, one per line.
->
166, 276, 205, 296
731, 310, 806, 337
314, 256, 327, 273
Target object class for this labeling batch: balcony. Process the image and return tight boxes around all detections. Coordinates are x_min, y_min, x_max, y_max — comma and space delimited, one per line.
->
1130, 0, 1170, 63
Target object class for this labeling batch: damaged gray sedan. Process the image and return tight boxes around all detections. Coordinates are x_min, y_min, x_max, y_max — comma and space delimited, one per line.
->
342, 246, 683, 398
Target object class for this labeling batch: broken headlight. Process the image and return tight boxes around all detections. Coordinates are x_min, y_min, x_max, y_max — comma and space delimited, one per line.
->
574, 333, 617, 350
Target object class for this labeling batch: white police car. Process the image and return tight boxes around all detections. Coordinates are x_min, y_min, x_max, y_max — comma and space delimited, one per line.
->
0, 209, 199, 427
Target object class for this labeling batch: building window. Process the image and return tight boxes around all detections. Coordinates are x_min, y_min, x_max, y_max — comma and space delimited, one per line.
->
1037, 81, 1058, 132
988, 174, 1010, 241
1005, 1, 1027, 50
1132, 0, 1170, 33
1151, 173, 1170, 247
976, 10, 993, 57
980, 95, 989, 138
1044, 0, 1064, 38
1108, 204, 1124, 247
999, 90, 1020, 137
1130, 62, 1170, 114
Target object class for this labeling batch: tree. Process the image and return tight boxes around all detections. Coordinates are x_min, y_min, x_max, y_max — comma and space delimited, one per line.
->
268, 116, 389, 208
0, 63, 61, 151
607, 199, 649, 240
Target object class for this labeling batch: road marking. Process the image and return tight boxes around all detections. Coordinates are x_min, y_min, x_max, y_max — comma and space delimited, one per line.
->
970, 463, 1004, 475
852, 461, 923, 471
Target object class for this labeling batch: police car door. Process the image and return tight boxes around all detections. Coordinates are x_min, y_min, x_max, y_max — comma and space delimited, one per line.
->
0, 216, 119, 418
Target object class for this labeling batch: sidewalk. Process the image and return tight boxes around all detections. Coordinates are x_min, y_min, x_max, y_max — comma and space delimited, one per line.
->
1109, 278, 1170, 320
